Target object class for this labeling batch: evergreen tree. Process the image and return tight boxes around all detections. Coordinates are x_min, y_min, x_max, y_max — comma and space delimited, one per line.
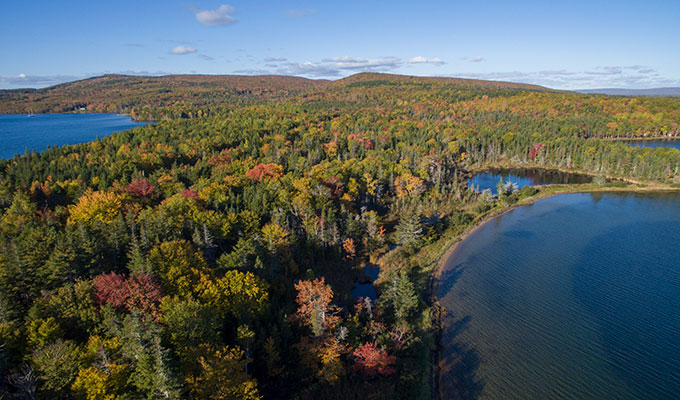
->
380, 269, 418, 328
395, 212, 423, 248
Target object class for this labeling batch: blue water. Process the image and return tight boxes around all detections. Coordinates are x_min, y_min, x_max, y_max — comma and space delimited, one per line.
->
352, 263, 380, 300
624, 140, 680, 150
439, 192, 680, 399
0, 113, 146, 159
469, 168, 592, 195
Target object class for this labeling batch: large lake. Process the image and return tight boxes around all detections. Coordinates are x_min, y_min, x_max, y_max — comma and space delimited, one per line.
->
0, 113, 146, 159
439, 192, 680, 399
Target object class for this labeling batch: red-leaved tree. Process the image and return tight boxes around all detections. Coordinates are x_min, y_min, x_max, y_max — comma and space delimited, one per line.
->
93, 272, 129, 311
93, 272, 162, 320
126, 178, 155, 198
126, 273, 163, 320
246, 163, 283, 182
352, 342, 396, 376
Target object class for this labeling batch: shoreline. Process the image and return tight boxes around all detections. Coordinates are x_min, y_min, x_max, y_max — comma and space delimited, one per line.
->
429, 182, 680, 400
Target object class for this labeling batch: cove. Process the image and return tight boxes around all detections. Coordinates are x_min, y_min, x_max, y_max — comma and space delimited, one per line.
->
468, 168, 592, 194
438, 192, 680, 399
0, 113, 146, 159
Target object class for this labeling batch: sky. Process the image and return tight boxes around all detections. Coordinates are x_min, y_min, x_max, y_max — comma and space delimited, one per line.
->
1, 0, 679, 90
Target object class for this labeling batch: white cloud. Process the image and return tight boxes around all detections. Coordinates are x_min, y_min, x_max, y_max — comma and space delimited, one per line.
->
276, 62, 340, 77
195, 5, 237, 26
286, 9, 316, 18
170, 46, 197, 55
18, 73, 26, 78
409, 56, 445, 65
264, 57, 287, 62
320, 56, 402, 71
467, 56, 486, 63
236, 56, 403, 78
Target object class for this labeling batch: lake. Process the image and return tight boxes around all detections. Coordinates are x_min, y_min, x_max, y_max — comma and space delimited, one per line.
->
622, 139, 680, 150
0, 113, 146, 159
438, 192, 680, 399
468, 168, 592, 194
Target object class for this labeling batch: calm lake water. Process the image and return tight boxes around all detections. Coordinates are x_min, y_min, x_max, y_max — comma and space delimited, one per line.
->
0, 113, 146, 159
469, 168, 592, 194
439, 192, 680, 399
623, 140, 680, 150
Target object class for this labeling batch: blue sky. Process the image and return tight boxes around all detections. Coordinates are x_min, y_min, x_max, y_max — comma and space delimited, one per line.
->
1, 0, 679, 90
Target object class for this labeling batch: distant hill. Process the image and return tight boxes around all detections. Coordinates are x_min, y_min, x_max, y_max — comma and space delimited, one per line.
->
332, 72, 553, 92
0, 74, 327, 115
577, 87, 680, 97
0, 72, 555, 115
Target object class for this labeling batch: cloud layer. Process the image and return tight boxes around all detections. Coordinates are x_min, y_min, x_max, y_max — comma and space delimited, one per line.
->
195, 5, 237, 26
171, 46, 197, 55
409, 56, 445, 65
448, 65, 679, 89
238, 56, 449, 77
466, 56, 486, 63
0, 74, 82, 88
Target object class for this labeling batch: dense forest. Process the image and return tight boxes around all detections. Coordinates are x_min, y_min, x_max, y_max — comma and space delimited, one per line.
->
1, 72, 679, 400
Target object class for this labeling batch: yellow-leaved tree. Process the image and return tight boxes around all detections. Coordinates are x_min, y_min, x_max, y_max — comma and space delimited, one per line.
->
67, 190, 123, 225
187, 345, 262, 400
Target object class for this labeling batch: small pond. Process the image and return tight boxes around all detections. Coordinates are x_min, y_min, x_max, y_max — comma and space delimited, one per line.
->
352, 263, 380, 301
621, 139, 680, 150
468, 168, 592, 195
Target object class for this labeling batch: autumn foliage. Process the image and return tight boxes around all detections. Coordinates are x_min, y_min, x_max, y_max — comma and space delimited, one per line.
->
352, 342, 397, 376
343, 238, 356, 259
67, 190, 123, 225
294, 278, 338, 337
126, 177, 155, 198
93, 272, 162, 320
246, 163, 283, 182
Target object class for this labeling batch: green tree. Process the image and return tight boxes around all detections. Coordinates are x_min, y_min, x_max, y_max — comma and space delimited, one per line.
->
395, 212, 423, 248
31, 339, 80, 397
380, 269, 418, 328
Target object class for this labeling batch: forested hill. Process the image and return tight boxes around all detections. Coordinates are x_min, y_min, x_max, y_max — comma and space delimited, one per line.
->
0, 72, 553, 116
0, 74, 327, 115
1, 72, 680, 400
332, 72, 552, 91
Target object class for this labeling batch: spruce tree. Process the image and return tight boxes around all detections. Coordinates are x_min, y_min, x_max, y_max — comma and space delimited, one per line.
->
395, 212, 422, 248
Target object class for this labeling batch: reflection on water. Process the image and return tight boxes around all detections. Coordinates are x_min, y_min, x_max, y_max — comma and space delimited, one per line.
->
621, 139, 680, 150
468, 168, 592, 195
352, 263, 380, 300
439, 192, 680, 399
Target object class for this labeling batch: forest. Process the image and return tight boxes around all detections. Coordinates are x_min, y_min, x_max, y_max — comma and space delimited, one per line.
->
0, 72, 679, 400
